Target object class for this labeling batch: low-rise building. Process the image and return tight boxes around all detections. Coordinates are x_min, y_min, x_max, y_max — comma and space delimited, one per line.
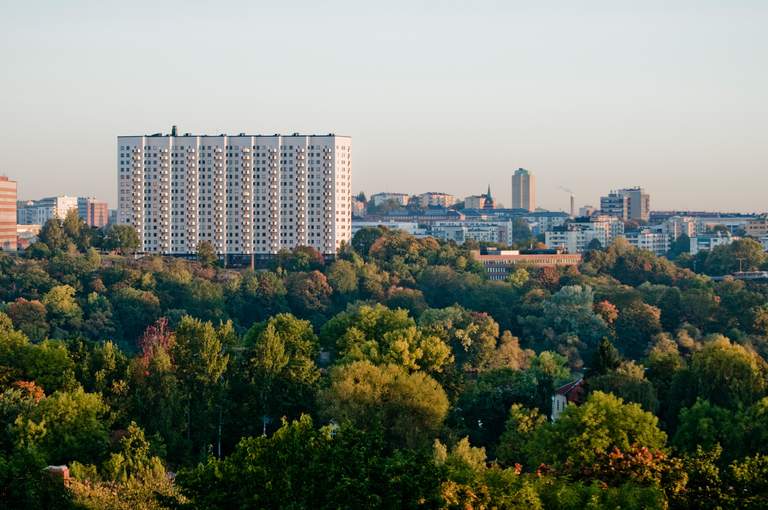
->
544, 215, 624, 253
690, 233, 736, 255
471, 247, 582, 281
370, 192, 410, 207
464, 195, 486, 210
746, 215, 768, 238
432, 221, 512, 245
418, 192, 456, 208
17, 224, 41, 251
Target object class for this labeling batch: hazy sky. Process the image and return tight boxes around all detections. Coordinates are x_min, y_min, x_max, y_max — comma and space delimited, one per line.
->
1, 1, 766, 212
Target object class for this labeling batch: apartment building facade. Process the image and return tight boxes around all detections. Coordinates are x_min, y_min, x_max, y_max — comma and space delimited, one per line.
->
600, 187, 650, 222
418, 192, 457, 208
0, 177, 17, 251
544, 215, 624, 253
18, 195, 79, 225
117, 131, 352, 257
78, 197, 109, 227
370, 192, 410, 207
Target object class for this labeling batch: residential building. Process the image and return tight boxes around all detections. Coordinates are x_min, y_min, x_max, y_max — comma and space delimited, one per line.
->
623, 229, 670, 256
431, 221, 512, 245
600, 187, 650, 222
523, 211, 570, 235
418, 192, 456, 208
118, 130, 352, 258
464, 195, 486, 209
471, 248, 582, 281
579, 205, 598, 217
370, 192, 409, 207
746, 215, 768, 238
690, 233, 736, 255
77, 197, 109, 227
551, 379, 585, 421
544, 215, 624, 253
662, 216, 697, 240
511, 168, 536, 211
17, 195, 78, 225
17, 224, 41, 251
0, 176, 17, 251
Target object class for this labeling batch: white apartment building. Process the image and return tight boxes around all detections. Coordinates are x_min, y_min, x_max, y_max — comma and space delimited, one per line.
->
662, 216, 698, 240
623, 229, 670, 256
370, 192, 410, 207
118, 130, 352, 257
545, 215, 624, 253
431, 221, 513, 245
418, 192, 456, 208
690, 233, 736, 255
17, 196, 79, 225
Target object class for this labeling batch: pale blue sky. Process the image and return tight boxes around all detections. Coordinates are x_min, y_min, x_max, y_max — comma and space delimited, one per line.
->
1, 1, 766, 212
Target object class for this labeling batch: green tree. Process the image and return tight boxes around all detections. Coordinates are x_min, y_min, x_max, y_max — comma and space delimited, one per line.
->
321, 361, 449, 448
526, 391, 667, 470
5, 298, 49, 341
38, 218, 68, 253
41, 285, 83, 338
196, 241, 218, 268
170, 316, 230, 460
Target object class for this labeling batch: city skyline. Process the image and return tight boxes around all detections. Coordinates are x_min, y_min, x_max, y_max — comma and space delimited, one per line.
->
2, 1, 767, 213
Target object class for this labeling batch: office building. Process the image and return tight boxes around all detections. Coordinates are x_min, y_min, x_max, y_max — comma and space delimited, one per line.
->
0, 176, 17, 251
78, 197, 109, 227
511, 168, 536, 211
118, 129, 352, 257
17, 195, 78, 225
600, 187, 650, 222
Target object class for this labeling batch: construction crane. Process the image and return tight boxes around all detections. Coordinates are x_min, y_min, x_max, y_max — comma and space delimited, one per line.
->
558, 186, 576, 217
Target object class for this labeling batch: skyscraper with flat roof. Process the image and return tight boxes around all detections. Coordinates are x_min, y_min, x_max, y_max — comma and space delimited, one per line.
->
118, 129, 352, 257
511, 168, 536, 211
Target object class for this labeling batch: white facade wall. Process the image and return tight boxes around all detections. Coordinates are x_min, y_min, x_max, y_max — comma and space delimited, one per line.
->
118, 134, 351, 256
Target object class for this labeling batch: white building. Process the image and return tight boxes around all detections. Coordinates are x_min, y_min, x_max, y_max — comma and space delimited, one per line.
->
370, 192, 409, 207
418, 192, 456, 208
431, 221, 513, 245
118, 130, 352, 257
690, 233, 736, 255
662, 216, 697, 240
17, 196, 79, 225
545, 215, 624, 253
623, 229, 670, 256
464, 195, 486, 210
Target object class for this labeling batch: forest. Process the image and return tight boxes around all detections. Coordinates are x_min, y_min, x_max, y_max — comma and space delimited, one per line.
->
3, 211, 768, 509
